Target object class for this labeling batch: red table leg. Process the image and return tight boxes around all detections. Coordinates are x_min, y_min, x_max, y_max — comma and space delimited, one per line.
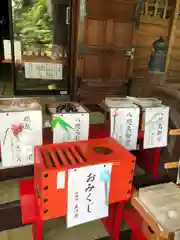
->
102, 201, 125, 240
124, 208, 147, 240
131, 231, 147, 240
136, 147, 161, 177
19, 179, 43, 240
152, 148, 161, 177
112, 202, 125, 240
89, 124, 109, 139
32, 219, 43, 240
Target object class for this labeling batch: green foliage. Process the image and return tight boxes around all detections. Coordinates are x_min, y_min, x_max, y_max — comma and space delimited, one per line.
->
13, 0, 52, 49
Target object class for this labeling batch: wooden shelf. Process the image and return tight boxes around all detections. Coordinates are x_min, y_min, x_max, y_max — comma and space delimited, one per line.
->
2, 55, 66, 64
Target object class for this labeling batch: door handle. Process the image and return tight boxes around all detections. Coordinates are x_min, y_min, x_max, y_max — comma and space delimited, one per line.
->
0, 16, 6, 25
125, 48, 135, 59
66, 6, 71, 25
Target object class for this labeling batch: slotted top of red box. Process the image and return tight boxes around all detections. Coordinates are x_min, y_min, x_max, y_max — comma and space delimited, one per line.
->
35, 137, 135, 170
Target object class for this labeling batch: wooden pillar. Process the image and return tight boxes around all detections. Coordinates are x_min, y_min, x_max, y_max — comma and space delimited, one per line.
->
165, 0, 180, 73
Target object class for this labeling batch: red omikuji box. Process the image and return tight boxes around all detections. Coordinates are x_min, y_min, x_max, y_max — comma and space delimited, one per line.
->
34, 137, 136, 220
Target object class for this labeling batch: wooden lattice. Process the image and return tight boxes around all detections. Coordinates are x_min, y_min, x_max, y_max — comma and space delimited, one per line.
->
141, 0, 172, 18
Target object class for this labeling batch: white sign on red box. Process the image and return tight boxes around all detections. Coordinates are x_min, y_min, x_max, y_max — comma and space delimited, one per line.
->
24, 62, 63, 80
67, 164, 112, 228
57, 171, 66, 189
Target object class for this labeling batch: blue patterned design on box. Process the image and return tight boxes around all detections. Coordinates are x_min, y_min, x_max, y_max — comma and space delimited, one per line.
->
100, 170, 110, 182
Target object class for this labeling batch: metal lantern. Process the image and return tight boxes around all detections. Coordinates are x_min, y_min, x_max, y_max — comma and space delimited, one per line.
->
148, 37, 168, 73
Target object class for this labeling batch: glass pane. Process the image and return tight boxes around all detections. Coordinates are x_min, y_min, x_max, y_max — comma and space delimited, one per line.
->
11, 0, 70, 92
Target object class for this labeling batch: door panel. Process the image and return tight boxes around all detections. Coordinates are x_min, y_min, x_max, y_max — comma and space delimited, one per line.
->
114, 22, 133, 48
87, 0, 135, 21
76, 0, 139, 103
108, 55, 128, 80
86, 20, 106, 46
83, 55, 103, 79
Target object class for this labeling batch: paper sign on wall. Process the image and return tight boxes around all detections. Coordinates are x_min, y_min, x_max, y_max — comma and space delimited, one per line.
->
110, 107, 140, 150
67, 164, 112, 228
3, 40, 22, 61
143, 106, 169, 149
24, 62, 63, 80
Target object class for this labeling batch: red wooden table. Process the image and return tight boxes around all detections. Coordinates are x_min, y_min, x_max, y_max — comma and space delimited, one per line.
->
19, 178, 127, 240
19, 124, 127, 240
19, 124, 161, 240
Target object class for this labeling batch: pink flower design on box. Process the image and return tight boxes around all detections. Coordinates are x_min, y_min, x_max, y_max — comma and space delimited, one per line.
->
11, 123, 24, 138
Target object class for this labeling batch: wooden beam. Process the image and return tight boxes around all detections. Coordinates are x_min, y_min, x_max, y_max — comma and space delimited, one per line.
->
164, 161, 180, 169
165, 0, 180, 72
169, 129, 180, 135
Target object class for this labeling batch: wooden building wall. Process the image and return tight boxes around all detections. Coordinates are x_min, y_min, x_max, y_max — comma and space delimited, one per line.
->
168, 22, 180, 82
131, 0, 173, 96
135, 16, 170, 78
74, 0, 180, 102
166, 0, 180, 83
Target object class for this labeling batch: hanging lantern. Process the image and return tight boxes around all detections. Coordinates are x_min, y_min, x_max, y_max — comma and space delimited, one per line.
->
148, 37, 168, 73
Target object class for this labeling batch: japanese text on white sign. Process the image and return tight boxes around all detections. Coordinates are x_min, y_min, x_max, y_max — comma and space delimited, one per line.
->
143, 106, 169, 149
67, 164, 112, 228
110, 107, 140, 150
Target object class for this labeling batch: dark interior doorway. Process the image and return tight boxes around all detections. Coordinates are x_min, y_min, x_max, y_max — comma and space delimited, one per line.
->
0, 1, 11, 90
0, 1, 10, 60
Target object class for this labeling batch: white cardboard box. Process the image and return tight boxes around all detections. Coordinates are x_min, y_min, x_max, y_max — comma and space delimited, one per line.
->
0, 98, 42, 168
126, 97, 162, 107
109, 102, 140, 150
47, 102, 89, 143
105, 97, 135, 108
126, 97, 169, 149
143, 105, 169, 149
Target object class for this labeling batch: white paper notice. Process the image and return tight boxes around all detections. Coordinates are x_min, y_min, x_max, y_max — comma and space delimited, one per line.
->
110, 107, 140, 150
24, 62, 63, 80
3, 40, 22, 61
143, 106, 169, 149
67, 164, 112, 228
57, 171, 66, 189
